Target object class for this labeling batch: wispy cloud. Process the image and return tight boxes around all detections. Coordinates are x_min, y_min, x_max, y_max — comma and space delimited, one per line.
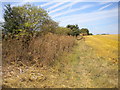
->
98, 2, 109, 5
40, 2, 54, 7
56, 8, 118, 26
52, 5, 93, 18
47, 2, 66, 10
49, 2, 77, 14
11, 0, 34, 7
46, 0, 72, 11
10, 0, 55, 9
98, 3, 112, 11
11, 0, 55, 8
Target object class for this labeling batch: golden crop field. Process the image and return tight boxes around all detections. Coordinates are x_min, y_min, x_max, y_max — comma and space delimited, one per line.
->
85, 34, 119, 63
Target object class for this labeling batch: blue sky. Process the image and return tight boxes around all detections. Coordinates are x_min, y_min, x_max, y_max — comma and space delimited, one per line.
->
0, 1, 119, 35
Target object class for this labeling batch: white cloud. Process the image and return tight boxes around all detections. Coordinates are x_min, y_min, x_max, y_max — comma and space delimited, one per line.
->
52, 5, 93, 18
49, 2, 78, 14
11, 0, 34, 7
56, 8, 118, 26
47, 2, 67, 10
49, 2, 66, 10
99, 2, 110, 5
46, 0, 74, 11
98, 3, 112, 11
40, 2, 54, 7
11, 0, 55, 8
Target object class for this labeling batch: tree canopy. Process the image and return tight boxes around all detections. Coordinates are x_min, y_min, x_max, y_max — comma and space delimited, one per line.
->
3, 4, 58, 35
80, 28, 89, 35
66, 24, 80, 36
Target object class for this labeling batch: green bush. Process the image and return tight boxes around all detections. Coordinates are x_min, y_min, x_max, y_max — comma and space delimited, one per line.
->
2, 4, 58, 36
66, 24, 80, 36
80, 28, 89, 35
89, 33, 93, 35
54, 27, 71, 35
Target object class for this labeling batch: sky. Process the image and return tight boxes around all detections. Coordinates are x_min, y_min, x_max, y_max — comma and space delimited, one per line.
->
0, 0, 119, 35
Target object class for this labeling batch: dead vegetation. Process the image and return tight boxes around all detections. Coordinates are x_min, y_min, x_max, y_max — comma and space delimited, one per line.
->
2, 33, 77, 88
2, 33, 76, 67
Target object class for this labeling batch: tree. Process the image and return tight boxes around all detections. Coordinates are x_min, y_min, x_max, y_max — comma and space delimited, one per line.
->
3, 4, 58, 35
40, 18, 58, 34
101, 33, 109, 35
54, 27, 71, 35
66, 24, 80, 36
89, 33, 93, 35
80, 28, 89, 35
3, 4, 16, 33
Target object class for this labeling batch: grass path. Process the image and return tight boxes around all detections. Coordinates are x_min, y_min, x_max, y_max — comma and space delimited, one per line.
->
3, 39, 118, 88
54, 39, 118, 88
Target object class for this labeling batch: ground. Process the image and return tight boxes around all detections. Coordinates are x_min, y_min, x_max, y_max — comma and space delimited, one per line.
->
2, 35, 118, 88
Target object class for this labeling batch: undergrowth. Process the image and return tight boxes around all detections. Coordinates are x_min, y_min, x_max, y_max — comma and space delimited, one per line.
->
2, 33, 76, 67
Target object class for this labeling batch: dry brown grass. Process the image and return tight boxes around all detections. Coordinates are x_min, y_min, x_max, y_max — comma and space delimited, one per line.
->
2, 33, 76, 67
2, 33, 76, 88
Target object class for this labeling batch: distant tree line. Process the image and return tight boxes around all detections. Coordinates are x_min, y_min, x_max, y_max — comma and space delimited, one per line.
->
97, 33, 109, 35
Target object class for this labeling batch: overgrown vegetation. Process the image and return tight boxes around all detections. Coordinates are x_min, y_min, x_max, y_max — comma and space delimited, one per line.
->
2, 36, 118, 88
3, 33, 76, 66
2, 4, 78, 88
2, 4, 77, 67
2, 4, 91, 37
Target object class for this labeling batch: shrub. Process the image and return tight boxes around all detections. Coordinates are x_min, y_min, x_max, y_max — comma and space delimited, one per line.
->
80, 28, 89, 35
66, 24, 80, 36
54, 27, 72, 35
2, 33, 76, 66
89, 33, 93, 35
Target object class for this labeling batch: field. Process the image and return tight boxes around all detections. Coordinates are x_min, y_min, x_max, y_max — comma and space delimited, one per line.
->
2, 34, 118, 88
85, 34, 119, 63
